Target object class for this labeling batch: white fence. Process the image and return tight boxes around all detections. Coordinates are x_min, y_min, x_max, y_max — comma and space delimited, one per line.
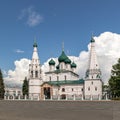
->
4, 94, 109, 101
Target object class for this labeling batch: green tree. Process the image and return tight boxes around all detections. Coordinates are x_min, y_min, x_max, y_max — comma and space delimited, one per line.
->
22, 77, 29, 97
0, 69, 5, 99
109, 58, 120, 99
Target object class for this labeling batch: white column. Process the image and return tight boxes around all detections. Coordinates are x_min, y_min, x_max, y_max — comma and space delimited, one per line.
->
73, 95, 75, 100
90, 95, 92, 101
8, 96, 10, 100
66, 95, 67, 100
38, 95, 40, 101
25, 95, 27, 100
51, 95, 52, 100
99, 94, 101, 100
58, 95, 60, 100
81, 95, 84, 101
18, 95, 20, 100
31, 96, 33, 100
13, 95, 15, 100
4, 95, 6, 100
105, 93, 108, 100
44, 95, 45, 100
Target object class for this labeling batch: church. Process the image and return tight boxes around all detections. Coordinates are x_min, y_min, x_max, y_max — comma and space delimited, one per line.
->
29, 37, 103, 100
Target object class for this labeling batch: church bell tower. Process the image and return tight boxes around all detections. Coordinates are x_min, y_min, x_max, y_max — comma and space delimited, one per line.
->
84, 36, 103, 100
29, 40, 43, 100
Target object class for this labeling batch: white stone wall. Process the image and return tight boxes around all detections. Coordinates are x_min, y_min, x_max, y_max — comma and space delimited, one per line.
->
45, 72, 79, 82
84, 79, 102, 99
59, 84, 84, 96
29, 79, 43, 99
5, 88, 22, 96
52, 87, 59, 96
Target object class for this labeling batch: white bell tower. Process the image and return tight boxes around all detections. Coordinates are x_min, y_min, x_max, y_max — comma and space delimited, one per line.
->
84, 36, 103, 100
29, 40, 43, 100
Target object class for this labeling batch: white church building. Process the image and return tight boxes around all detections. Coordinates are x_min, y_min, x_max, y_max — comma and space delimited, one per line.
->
29, 37, 103, 100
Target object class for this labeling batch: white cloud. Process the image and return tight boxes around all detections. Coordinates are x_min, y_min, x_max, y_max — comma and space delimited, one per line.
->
4, 58, 31, 86
40, 31, 120, 84
15, 49, 24, 53
18, 6, 43, 27
4, 31, 120, 86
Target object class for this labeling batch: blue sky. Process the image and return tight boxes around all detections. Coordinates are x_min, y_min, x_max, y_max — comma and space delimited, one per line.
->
0, 0, 120, 71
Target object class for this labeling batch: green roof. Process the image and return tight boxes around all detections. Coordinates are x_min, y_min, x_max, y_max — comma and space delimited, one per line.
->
58, 50, 68, 62
65, 58, 71, 64
33, 41, 38, 47
56, 64, 59, 69
71, 62, 77, 68
49, 59, 55, 65
45, 69, 79, 77
90, 37, 95, 43
46, 79, 84, 86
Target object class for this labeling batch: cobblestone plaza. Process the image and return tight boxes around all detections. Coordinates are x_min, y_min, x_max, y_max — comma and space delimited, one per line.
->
0, 101, 119, 120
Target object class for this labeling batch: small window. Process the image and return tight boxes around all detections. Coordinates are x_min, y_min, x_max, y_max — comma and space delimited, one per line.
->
95, 87, 97, 91
49, 76, 51, 81
88, 87, 90, 91
64, 75, 67, 80
57, 76, 59, 81
72, 88, 74, 91
40, 69, 42, 74
91, 81, 93, 85
81, 88, 83, 91
35, 71, 38, 78
61, 64, 63, 69
62, 88, 65, 92
31, 71, 33, 77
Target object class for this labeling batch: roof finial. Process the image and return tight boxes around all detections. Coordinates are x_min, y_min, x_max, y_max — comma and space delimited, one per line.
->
62, 41, 64, 51
33, 36, 38, 47
91, 32, 95, 43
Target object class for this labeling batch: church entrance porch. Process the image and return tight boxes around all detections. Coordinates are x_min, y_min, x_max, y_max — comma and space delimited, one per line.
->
44, 87, 51, 99
61, 94, 66, 99
41, 83, 53, 100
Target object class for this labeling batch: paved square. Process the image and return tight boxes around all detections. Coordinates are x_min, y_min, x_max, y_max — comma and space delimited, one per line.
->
0, 101, 119, 120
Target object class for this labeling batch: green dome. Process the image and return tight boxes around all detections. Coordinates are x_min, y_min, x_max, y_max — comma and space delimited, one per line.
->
65, 58, 71, 64
58, 51, 68, 62
71, 62, 77, 68
33, 41, 38, 47
90, 37, 95, 43
49, 59, 55, 65
56, 64, 59, 69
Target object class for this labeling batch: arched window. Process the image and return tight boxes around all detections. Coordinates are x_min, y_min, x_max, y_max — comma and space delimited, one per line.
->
49, 76, 51, 81
35, 71, 38, 78
95, 87, 97, 91
57, 76, 59, 81
81, 88, 83, 91
91, 81, 93, 85
88, 87, 90, 91
64, 75, 67, 80
31, 71, 33, 77
72, 88, 74, 91
62, 88, 65, 92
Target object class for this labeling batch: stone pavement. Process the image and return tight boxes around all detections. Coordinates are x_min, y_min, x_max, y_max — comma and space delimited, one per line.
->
0, 100, 119, 120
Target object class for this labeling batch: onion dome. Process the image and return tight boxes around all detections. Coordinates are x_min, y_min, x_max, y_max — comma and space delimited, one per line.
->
90, 36, 95, 43
56, 64, 59, 69
71, 62, 77, 68
65, 58, 71, 64
58, 50, 68, 62
33, 41, 38, 47
49, 59, 55, 65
